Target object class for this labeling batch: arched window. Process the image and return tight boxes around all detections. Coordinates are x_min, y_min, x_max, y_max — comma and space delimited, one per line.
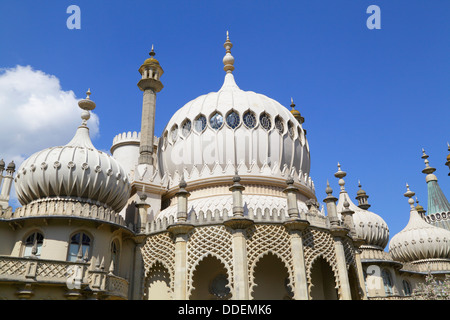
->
243, 111, 256, 129
226, 110, 240, 129
23, 232, 44, 258
194, 115, 207, 132
170, 125, 178, 143
287, 121, 295, 138
181, 119, 192, 137
275, 116, 284, 134
259, 112, 272, 131
111, 239, 120, 273
210, 112, 224, 130
402, 280, 412, 296
68, 232, 91, 262
381, 269, 393, 296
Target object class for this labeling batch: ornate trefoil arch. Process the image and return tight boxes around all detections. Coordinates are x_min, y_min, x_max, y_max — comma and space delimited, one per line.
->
186, 225, 234, 299
246, 224, 294, 299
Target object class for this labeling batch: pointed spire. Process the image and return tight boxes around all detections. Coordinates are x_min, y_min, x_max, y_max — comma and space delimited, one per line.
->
76, 244, 83, 262
109, 260, 115, 275
223, 31, 235, 73
421, 149, 450, 215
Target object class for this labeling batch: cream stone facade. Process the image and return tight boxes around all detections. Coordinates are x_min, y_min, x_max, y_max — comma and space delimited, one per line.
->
0, 34, 449, 300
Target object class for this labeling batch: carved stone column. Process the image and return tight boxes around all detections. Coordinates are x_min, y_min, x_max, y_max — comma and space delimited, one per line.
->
330, 227, 352, 300
283, 177, 310, 300
167, 177, 193, 300
223, 173, 253, 300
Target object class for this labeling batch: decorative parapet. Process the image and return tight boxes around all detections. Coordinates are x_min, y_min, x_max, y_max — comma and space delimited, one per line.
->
400, 259, 450, 274
2, 199, 131, 230
146, 206, 329, 235
112, 131, 141, 147
0, 256, 129, 299
360, 248, 395, 262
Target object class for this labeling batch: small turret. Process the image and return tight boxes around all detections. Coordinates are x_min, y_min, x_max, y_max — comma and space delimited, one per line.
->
0, 159, 16, 209
355, 181, 371, 210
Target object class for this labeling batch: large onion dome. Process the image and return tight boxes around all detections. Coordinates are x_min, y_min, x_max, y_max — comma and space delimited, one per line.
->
14, 90, 131, 212
389, 184, 450, 262
157, 33, 310, 187
335, 164, 389, 249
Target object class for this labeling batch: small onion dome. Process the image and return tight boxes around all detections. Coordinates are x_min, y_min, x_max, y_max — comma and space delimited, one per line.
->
14, 90, 131, 213
289, 98, 304, 125
389, 184, 450, 262
0, 159, 5, 171
139, 45, 164, 76
415, 197, 426, 215
335, 164, 389, 249
6, 161, 15, 172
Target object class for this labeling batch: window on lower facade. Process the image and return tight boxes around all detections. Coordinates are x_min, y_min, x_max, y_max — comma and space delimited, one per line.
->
68, 232, 91, 262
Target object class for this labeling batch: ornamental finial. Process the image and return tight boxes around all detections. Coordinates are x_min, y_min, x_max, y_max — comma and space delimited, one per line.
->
78, 88, 96, 126
223, 31, 235, 73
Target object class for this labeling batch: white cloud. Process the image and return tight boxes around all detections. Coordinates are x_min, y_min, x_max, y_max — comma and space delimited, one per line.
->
0, 65, 99, 165
0, 65, 100, 207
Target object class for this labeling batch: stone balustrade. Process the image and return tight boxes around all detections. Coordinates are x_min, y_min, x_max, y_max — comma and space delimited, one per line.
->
0, 256, 129, 299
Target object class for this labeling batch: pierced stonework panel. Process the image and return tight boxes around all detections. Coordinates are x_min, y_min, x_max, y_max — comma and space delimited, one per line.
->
186, 225, 234, 299
141, 232, 176, 294
302, 229, 340, 298
246, 224, 294, 299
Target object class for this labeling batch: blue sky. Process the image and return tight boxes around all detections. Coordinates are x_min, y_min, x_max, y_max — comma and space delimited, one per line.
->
0, 1, 449, 243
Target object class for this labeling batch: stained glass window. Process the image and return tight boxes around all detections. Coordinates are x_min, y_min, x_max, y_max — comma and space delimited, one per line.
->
259, 113, 272, 131
170, 125, 178, 142
243, 111, 256, 129
288, 121, 295, 137
182, 119, 192, 137
275, 116, 284, 134
194, 115, 207, 132
226, 111, 240, 129
210, 112, 224, 130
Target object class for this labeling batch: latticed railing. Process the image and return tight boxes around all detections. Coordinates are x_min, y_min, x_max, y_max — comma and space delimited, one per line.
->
0, 256, 129, 299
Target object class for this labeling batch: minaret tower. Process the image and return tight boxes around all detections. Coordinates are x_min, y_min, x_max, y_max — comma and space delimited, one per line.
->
137, 45, 164, 166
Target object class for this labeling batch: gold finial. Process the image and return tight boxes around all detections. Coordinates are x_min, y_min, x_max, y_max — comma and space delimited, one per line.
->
289, 97, 305, 124
150, 44, 155, 57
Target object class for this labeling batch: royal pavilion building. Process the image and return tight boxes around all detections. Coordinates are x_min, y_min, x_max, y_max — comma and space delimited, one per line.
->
0, 34, 448, 300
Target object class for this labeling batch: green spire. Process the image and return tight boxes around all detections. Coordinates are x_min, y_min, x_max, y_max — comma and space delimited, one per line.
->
421, 149, 450, 215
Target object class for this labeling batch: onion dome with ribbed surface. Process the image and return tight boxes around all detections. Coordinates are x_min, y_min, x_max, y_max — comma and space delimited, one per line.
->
14, 90, 131, 212
158, 33, 310, 186
389, 184, 450, 262
335, 164, 390, 250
